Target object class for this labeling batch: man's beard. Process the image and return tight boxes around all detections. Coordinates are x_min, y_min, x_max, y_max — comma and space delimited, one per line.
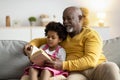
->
66, 27, 74, 33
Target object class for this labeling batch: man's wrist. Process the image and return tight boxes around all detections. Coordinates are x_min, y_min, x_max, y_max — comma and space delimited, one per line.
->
62, 61, 68, 70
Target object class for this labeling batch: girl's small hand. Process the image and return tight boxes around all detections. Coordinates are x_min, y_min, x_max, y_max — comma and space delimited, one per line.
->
24, 44, 32, 57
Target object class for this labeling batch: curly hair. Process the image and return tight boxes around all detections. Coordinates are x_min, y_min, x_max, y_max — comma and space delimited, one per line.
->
45, 21, 67, 41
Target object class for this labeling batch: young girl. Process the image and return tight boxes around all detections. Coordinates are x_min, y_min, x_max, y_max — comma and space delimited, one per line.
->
21, 22, 68, 80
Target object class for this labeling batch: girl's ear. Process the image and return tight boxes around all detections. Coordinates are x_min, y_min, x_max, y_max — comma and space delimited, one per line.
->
59, 39, 62, 43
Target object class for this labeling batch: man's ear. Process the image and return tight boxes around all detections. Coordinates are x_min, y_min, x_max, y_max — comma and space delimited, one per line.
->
79, 15, 82, 21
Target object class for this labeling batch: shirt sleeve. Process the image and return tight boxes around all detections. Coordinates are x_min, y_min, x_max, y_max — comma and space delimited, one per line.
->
57, 47, 66, 61
29, 38, 47, 47
63, 31, 103, 71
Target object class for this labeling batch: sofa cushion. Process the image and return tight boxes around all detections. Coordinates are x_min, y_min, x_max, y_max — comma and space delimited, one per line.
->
103, 36, 120, 68
0, 40, 30, 79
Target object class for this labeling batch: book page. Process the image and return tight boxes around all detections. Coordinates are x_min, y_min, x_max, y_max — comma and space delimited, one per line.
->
38, 48, 52, 61
30, 46, 52, 66
31, 46, 39, 56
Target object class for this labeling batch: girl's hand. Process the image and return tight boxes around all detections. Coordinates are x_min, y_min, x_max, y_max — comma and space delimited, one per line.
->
24, 44, 33, 57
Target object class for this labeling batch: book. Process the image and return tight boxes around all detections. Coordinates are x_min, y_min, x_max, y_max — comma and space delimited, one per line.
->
29, 46, 52, 66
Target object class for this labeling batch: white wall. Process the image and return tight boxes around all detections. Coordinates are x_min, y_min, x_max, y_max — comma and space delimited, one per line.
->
0, 0, 120, 38
0, 0, 82, 26
106, 0, 120, 38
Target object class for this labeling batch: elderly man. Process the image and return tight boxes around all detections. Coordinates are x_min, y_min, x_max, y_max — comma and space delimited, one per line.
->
24, 6, 120, 80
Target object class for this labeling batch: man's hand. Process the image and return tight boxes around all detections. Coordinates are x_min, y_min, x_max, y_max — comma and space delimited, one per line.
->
44, 59, 63, 70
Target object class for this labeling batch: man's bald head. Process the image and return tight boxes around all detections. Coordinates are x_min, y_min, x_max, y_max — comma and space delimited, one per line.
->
63, 6, 82, 16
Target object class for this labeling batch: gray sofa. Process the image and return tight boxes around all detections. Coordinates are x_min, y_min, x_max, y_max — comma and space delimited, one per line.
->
0, 36, 120, 80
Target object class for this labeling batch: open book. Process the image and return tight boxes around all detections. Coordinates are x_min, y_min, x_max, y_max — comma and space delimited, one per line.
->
30, 46, 52, 66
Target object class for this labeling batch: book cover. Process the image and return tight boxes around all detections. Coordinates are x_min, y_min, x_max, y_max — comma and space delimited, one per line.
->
30, 46, 52, 66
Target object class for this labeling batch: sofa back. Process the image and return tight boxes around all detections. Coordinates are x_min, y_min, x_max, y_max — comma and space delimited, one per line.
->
0, 40, 30, 79
103, 36, 120, 68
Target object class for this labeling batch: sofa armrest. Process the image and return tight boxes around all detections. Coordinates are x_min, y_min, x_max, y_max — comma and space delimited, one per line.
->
103, 36, 120, 68
0, 40, 30, 79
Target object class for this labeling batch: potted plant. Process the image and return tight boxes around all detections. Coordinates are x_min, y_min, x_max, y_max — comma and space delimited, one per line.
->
28, 16, 36, 26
